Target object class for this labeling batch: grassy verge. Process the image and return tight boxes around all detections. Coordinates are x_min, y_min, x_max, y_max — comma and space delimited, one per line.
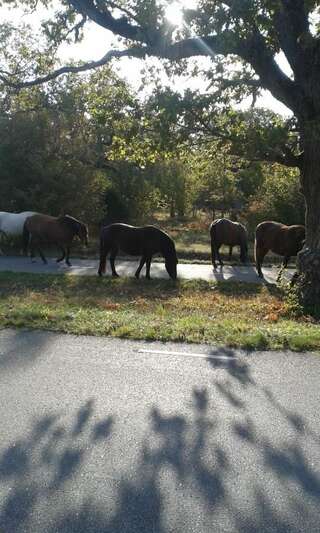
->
0, 272, 319, 351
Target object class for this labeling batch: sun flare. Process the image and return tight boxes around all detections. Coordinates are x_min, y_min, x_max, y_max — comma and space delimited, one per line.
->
165, 1, 184, 26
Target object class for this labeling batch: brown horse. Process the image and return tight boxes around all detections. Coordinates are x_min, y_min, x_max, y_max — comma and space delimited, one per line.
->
255, 221, 305, 278
98, 223, 178, 279
23, 214, 88, 265
210, 218, 248, 269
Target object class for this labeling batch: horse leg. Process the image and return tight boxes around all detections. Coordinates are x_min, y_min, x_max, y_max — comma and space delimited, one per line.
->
217, 245, 224, 267
30, 245, 35, 262
29, 236, 37, 262
110, 247, 119, 277
228, 245, 233, 261
135, 256, 146, 279
255, 247, 267, 278
65, 246, 71, 266
277, 256, 290, 283
0, 230, 7, 255
211, 237, 217, 269
98, 239, 111, 276
283, 256, 290, 268
277, 266, 285, 283
38, 245, 47, 265
290, 271, 299, 287
145, 256, 152, 280
56, 246, 66, 263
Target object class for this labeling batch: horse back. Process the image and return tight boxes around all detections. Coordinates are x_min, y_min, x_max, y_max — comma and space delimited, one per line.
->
210, 218, 246, 246
256, 221, 305, 256
25, 214, 74, 243
0, 211, 37, 235
101, 223, 173, 255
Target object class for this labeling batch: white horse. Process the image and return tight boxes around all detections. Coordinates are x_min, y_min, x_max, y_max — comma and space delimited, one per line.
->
0, 211, 37, 254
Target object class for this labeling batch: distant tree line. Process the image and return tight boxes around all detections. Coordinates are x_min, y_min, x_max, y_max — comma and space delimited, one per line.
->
0, 68, 304, 236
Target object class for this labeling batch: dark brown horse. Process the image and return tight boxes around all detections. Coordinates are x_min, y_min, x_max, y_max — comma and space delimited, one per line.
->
98, 223, 178, 279
255, 221, 305, 278
23, 214, 88, 265
210, 218, 248, 269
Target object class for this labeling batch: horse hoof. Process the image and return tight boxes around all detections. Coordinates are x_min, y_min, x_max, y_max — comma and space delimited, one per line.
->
112, 273, 119, 278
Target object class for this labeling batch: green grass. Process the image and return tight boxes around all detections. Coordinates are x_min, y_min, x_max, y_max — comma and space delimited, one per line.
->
0, 272, 319, 351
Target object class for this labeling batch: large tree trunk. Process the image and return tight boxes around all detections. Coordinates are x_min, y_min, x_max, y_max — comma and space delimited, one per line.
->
296, 119, 320, 311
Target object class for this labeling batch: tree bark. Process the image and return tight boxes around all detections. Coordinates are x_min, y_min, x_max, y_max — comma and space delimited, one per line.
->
295, 119, 320, 311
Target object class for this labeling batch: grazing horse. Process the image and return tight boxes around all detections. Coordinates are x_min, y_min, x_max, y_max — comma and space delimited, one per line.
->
23, 214, 88, 265
98, 223, 178, 280
0, 211, 37, 254
210, 218, 248, 269
255, 221, 305, 278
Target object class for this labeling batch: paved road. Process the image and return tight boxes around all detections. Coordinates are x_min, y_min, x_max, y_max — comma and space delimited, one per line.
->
0, 329, 319, 532
0, 256, 294, 284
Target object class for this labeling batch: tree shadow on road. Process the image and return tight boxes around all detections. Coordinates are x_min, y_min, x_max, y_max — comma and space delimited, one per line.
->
49, 387, 229, 533
0, 329, 52, 371
0, 381, 320, 533
207, 347, 255, 387
0, 400, 114, 532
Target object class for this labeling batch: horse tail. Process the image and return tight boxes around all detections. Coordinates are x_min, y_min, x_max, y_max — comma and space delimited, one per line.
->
210, 222, 217, 268
22, 222, 30, 256
240, 225, 248, 262
254, 228, 258, 264
98, 231, 107, 276
254, 223, 265, 264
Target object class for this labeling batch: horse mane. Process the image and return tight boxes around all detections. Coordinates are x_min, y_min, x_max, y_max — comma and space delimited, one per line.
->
58, 214, 83, 232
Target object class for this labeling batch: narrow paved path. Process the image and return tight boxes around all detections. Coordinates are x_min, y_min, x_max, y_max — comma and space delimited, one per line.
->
0, 256, 294, 284
0, 329, 319, 533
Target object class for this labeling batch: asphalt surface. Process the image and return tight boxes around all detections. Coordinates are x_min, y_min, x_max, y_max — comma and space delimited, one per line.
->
0, 329, 319, 532
0, 256, 294, 284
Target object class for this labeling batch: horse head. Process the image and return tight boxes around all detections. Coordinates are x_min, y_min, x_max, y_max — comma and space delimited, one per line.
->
164, 243, 178, 280
60, 215, 89, 245
77, 222, 89, 246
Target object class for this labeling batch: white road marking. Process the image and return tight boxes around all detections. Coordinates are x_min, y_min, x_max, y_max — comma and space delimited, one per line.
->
137, 348, 238, 361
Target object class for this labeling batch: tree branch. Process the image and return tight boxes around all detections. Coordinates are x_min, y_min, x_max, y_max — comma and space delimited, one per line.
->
64, 14, 87, 42
103, 1, 143, 26
0, 46, 147, 89
147, 33, 301, 113
260, 149, 303, 168
61, 1, 304, 112
206, 76, 261, 90
0, 29, 301, 116
68, 0, 152, 43
180, 108, 303, 168
273, 0, 314, 78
